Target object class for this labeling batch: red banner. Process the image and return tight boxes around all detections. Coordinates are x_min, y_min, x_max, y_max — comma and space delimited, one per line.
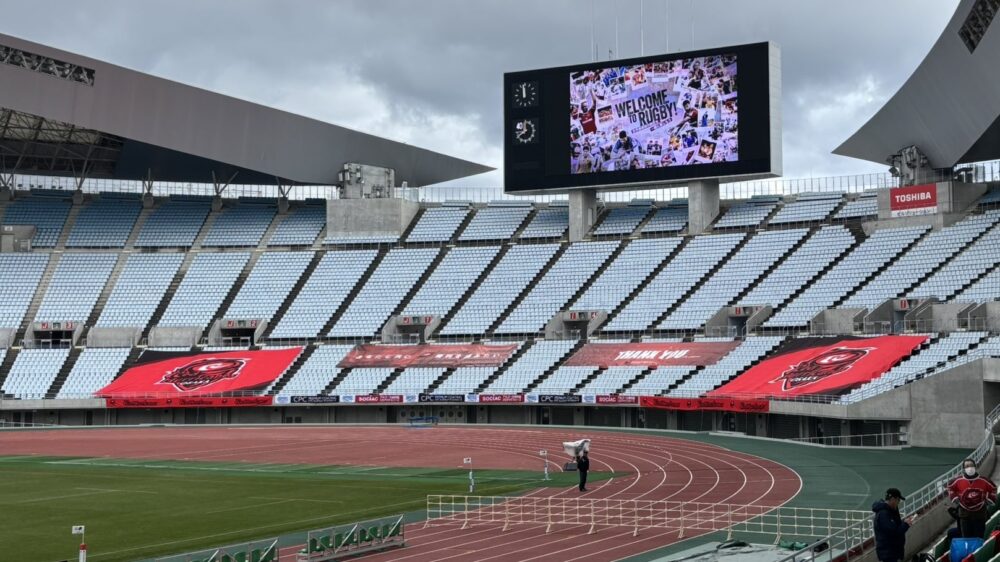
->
708, 335, 927, 398
564, 342, 740, 368
98, 348, 303, 398
639, 396, 769, 413
890, 184, 937, 217
105, 396, 274, 409
338, 343, 518, 369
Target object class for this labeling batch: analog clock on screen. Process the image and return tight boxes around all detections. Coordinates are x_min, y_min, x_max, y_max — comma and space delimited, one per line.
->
513, 118, 538, 144
512, 81, 539, 108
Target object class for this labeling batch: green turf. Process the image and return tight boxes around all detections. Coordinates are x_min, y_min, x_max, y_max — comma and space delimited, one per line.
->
0, 455, 612, 562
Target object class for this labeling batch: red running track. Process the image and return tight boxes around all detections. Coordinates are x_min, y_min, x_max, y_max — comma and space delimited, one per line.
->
0, 426, 800, 561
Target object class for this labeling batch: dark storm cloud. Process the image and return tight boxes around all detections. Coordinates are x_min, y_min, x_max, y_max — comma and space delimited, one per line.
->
0, 0, 959, 185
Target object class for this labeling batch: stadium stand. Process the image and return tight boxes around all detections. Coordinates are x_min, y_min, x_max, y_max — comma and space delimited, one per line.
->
639, 201, 688, 234
519, 206, 568, 239
327, 248, 440, 337
764, 226, 929, 327
833, 191, 878, 220
2, 196, 71, 247
658, 229, 807, 330
267, 204, 325, 246
458, 201, 532, 241
440, 244, 560, 336
0, 254, 49, 329
96, 254, 184, 328
840, 212, 1000, 310
624, 366, 694, 396
33, 253, 118, 325
483, 339, 577, 394
406, 205, 470, 243
224, 251, 314, 323
604, 233, 746, 332
333, 367, 394, 395
2, 348, 69, 399
66, 196, 141, 248
158, 252, 250, 328
272, 344, 354, 396
269, 250, 378, 339
907, 218, 1000, 300
737, 226, 856, 309
592, 200, 653, 236
57, 347, 131, 398
573, 237, 683, 313
577, 366, 645, 395
495, 241, 619, 335
532, 365, 597, 394
402, 246, 501, 317
134, 198, 211, 248
767, 192, 843, 225
434, 365, 504, 395
202, 203, 276, 247
383, 367, 447, 394
712, 195, 780, 229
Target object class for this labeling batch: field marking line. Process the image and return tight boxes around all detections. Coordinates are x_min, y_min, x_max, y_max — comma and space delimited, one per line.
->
6, 489, 111, 504
250, 496, 344, 504
76, 487, 158, 495
203, 498, 296, 514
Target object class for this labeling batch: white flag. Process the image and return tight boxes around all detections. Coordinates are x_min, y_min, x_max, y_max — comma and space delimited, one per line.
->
71, 525, 85, 535
562, 439, 591, 457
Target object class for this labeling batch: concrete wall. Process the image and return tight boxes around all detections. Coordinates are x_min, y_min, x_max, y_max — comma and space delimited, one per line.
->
568, 189, 597, 242
326, 198, 419, 239
688, 179, 719, 234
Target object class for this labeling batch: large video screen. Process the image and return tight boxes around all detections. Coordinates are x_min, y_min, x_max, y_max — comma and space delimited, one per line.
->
569, 54, 738, 174
505, 42, 778, 194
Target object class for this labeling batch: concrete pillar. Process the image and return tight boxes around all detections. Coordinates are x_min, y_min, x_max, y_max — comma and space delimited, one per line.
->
278, 197, 290, 214
568, 189, 597, 242
72, 189, 84, 205
688, 179, 720, 234
211, 196, 224, 211
142, 192, 155, 208
0, 186, 12, 201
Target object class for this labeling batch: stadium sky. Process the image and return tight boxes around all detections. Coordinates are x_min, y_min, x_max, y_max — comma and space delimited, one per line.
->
0, 0, 959, 188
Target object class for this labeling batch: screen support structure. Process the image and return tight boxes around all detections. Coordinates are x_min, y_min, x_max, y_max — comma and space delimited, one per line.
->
688, 179, 720, 234
569, 189, 598, 242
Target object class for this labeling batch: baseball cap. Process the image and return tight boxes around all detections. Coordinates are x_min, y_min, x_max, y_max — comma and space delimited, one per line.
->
885, 488, 906, 501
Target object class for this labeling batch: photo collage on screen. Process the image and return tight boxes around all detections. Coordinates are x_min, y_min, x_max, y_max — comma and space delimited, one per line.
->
569, 53, 738, 174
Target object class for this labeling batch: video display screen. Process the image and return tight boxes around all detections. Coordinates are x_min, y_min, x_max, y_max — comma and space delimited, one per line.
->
569, 54, 738, 174
504, 42, 777, 194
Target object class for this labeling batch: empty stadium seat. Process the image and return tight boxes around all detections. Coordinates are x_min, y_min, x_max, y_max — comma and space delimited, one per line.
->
406, 206, 469, 243
225, 251, 314, 322
2, 348, 69, 399
96, 254, 184, 328
268, 204, 325, 246
484, 339, 577, 394
458, 203, 532, 241
158, 253, 249, 327
34, 253, 118, 324
274, 344, 355, 396
135, 199, 210, 248
57, 348, 131, 398
2, 196, 71, 247
0, 254, 49, 329
66, 197, 141, 248
202, 203, 276, 247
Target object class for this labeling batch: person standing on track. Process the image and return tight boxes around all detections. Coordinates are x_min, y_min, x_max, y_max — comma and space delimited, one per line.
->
577, 450, 590, 492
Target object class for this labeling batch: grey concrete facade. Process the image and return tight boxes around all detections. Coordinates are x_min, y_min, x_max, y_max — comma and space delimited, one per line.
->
688, 179, 720, 234
568, 189, 597, 242
326, 198, 420, 241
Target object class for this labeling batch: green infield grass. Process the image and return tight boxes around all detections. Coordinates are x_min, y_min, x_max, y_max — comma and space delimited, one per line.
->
0, 455, 609, 562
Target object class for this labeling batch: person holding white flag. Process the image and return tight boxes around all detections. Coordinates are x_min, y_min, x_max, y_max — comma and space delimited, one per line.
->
562, 439, 592, 492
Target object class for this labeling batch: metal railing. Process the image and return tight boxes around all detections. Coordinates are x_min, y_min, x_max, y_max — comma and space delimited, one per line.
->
425, 495, 869, 542
788, 432, 905, 448
776, 401, 1000, 562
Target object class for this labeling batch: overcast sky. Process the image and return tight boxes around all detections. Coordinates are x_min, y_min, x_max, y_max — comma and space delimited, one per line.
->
0, 0, 959, 187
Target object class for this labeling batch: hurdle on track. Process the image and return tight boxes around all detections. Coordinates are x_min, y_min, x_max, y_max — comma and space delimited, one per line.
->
424, 495, 870, 542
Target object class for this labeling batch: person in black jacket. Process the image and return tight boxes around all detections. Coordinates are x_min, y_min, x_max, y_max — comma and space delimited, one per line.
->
872, 488, 910, 562
577, 451, 590, 492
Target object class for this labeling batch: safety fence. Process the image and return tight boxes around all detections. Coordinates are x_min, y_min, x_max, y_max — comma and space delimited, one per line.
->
776, 401, 1000, 562
424, 495, 868, 542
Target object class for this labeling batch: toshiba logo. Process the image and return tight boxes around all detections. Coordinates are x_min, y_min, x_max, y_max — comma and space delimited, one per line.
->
893, 192, 932, 203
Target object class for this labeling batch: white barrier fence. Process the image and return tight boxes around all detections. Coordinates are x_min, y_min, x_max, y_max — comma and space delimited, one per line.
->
425, 495, 868, 542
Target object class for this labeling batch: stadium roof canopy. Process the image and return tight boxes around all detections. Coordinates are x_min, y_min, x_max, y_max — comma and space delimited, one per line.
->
0, 33, 492, 186
834, 0, 1000, 169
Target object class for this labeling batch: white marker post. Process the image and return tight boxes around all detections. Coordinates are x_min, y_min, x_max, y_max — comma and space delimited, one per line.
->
71, 525, 86, 562
539, 449, 550, 481
464, 457, 474, 493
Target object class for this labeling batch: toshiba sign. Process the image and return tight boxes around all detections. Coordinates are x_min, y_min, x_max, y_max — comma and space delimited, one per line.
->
889, 184, 937, 218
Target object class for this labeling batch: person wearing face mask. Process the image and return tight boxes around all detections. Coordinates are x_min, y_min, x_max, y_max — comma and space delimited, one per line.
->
947, 458, 998, 538
872, 488, 910, 562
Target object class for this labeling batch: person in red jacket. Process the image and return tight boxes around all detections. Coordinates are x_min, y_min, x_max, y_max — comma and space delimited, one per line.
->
947, 458, 998, 538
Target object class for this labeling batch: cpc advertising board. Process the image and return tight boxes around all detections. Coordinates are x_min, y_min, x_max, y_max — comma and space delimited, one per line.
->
504, 42, 781, 193
889, 184, 938, 217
